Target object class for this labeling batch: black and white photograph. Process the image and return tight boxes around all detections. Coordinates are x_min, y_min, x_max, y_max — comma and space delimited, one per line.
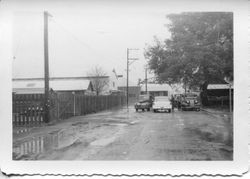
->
0, 0, 249, 176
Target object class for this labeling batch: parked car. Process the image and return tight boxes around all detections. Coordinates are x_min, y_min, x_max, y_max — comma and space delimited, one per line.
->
152, 96, 172, 113
134, 94, 152, 112
180, 93, 200, 111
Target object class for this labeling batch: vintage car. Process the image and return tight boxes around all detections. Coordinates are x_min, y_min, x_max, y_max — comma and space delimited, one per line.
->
152, 96, 172, 113
134, 94, 152, 112
180, 93, 200, 111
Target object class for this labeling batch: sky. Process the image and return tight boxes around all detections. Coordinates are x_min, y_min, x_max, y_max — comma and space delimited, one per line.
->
11, 0, 172, 83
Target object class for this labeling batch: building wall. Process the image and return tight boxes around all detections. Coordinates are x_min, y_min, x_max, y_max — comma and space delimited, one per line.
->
118, 86, 141, 103
108, 71, 119, 91
140, 83, 173, 97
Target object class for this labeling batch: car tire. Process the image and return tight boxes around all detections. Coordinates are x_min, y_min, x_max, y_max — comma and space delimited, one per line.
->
169, 109, 171, 113
136, 109, 138, 112
147, 108, 150, 111
142, 109, 145, 112
153, 109, 156, 113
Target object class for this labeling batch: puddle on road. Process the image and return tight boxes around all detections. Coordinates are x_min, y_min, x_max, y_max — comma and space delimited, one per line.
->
71, 121, 89, 126
13, 129, 79, 160
90, 124, 126, 147
13, 135, 55, 160
90, 136, 117, 146
13, 120, 130, 160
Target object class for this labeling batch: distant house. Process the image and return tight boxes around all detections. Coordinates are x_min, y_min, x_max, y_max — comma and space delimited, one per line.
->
92, 69, 121, 94
12, 77, 94, 95
86, 69, 120, 95
117, 78, 140, 103
140, 83, 173, 98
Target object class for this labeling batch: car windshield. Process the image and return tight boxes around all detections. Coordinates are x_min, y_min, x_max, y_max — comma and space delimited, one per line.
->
184, 93, 197, 97
155, 97, 169, 102
185, 97, 197, 101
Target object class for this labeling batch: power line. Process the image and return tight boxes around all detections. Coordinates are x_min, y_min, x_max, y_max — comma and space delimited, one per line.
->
49, 17, 123, 63
13, 20, 35, 60
49, 18, 95, 51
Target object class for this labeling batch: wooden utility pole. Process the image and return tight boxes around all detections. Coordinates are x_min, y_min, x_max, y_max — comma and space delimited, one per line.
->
126, 48, 129, 108
126, 48, 139, 108
145, 67, 148, 93
44, 11, 51, 123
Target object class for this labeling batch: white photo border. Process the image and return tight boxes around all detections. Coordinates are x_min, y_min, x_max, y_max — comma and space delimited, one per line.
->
0, 0, 249, 176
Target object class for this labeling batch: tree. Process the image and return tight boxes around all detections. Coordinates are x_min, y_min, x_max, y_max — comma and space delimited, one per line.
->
144, 12, 233, 90
87, 66, 109, 96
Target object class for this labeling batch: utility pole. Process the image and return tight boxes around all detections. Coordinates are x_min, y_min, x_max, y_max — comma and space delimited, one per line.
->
44, 11, 52, 123
126, 49, 129, 108
145, 66, 148, 94
229, 84, 232, 123
126, 48, 139, 108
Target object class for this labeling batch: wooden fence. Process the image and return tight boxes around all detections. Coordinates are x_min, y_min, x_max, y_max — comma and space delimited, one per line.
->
12, 94, 45, 126
52, 93, 126, 120
13, 93, 126, 127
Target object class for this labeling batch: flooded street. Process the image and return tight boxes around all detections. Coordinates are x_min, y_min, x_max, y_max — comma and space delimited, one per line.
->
13, 107, 233, 160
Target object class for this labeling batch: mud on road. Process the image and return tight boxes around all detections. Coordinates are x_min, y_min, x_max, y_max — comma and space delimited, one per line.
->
13, 107, 233, 160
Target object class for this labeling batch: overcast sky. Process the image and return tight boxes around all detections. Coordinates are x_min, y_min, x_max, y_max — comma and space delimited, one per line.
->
11, 0, 173, 83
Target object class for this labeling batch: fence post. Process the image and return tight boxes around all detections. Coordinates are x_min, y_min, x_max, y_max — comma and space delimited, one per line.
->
105, 96, 107, 110
72, 92, 76, 116
87, 96, 90, 114
83, 96, 86, 115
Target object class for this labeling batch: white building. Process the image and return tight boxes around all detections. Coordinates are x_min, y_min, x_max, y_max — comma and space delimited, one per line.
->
141, 83, 173, 97
12, 78, 94, 95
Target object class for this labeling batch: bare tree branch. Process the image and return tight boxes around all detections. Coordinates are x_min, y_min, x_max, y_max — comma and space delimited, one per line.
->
87, 65, 109, 96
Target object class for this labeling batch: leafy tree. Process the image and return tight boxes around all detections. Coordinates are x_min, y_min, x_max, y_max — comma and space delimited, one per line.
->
145, 12, 233, 90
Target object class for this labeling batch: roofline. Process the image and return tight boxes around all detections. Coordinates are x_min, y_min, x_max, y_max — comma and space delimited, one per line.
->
12, 76, 109, 81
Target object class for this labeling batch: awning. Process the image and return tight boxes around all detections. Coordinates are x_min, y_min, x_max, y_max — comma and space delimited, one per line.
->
207, 84, 233, 90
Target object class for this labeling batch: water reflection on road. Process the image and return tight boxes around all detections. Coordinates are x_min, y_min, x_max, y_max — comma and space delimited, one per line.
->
13, 120, 129, 160
13, 132, 61, 160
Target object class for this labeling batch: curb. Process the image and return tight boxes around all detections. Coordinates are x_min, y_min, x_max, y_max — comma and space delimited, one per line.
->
201, 108, 231, 121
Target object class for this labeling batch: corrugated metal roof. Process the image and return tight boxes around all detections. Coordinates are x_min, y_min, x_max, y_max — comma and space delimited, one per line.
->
51, 80, 90, 91
13, 88, 45, 94
141, 84, 172, 92
207, 84, 233, 90
13, 79, 91, 93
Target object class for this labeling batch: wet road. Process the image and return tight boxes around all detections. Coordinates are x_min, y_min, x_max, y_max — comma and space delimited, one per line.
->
13, 106, 233, 160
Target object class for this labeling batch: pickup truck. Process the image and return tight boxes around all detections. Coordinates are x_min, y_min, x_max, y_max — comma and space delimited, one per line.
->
134, 94, 152, 112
